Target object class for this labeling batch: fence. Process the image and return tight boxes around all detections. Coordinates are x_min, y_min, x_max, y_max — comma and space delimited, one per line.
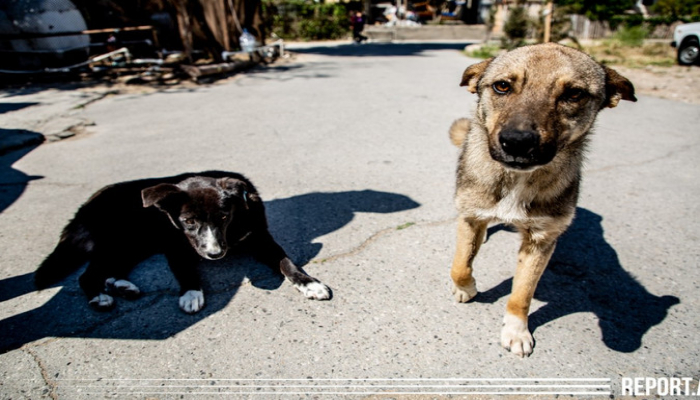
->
570, 14, 610, 40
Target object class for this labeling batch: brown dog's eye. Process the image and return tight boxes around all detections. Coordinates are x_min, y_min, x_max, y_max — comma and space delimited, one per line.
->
563, 88, 586, 102
493, 81, 511, 95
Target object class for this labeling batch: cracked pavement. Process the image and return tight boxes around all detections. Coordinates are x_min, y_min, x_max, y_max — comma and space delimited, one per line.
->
1, 42, 699, 399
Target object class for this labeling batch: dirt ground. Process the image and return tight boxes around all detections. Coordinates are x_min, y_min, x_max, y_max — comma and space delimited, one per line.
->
613, 64, 700, 105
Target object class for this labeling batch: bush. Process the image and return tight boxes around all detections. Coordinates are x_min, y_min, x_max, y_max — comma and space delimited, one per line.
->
614, 25, 648, 47
501, 6, 530, 50
651, 0, 700, 21
263, 0, 354, 41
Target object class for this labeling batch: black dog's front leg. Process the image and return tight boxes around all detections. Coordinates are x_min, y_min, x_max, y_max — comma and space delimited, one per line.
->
165, 247, 204, 314
247, 231, 331, 300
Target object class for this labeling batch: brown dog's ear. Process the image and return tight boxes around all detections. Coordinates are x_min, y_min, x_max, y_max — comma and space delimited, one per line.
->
142, 184, 183, 209
460, 58, 493, 93
602, 65, 637, 108
218, 178, 255, 209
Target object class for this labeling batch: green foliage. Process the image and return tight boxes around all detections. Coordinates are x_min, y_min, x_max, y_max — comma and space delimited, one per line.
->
466, 44, 501, 59
608, 0, 700, 29
613, 25, 648, 47
554, 0, 635, 22
651, 0, 700, 20
501, 6, 530, 50
263, 0, 353, 41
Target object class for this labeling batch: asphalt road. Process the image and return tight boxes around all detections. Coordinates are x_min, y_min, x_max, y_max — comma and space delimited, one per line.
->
1, 41, 699, 399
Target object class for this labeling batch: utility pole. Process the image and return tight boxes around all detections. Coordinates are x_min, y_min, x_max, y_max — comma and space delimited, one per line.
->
543, 1, 553, 43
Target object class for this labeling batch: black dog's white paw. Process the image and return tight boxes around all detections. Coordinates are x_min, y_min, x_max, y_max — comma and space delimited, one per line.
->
105, 278, 141, 299
280, 258, 331, 300
88, 293, 115, 311
179, 290, 205, 314
294, 280, 331, 300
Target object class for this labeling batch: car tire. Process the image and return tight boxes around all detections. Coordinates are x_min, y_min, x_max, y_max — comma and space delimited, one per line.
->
678, 37, 700, 66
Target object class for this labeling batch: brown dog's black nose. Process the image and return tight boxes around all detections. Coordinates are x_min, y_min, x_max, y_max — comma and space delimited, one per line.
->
499, 130, 539, 158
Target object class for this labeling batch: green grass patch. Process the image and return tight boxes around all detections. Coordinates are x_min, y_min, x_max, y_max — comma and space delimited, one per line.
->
466, 44, 501, 59
613, 25, 649, 47
396, 222, 416, 230
585, 40, 676, 69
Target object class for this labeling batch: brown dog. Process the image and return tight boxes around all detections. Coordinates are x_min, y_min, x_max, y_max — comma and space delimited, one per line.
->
450, 43, 636, 357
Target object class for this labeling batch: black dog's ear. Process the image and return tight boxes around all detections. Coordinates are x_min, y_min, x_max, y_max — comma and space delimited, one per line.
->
218, 178, 257, 209
142, 184, 184, 209
460, 58, 493, 94
602, 65, 637, 108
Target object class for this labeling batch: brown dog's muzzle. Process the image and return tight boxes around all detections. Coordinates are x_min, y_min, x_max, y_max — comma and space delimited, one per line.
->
492, 128, 557, 170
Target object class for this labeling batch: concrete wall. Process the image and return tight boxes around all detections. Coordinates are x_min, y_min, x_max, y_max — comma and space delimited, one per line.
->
365, 24, 488, 41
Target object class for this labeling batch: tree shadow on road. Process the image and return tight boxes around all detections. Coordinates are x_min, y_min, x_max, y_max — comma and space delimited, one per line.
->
0, 102, 40, 114
0, 189, 419, 353
290, 41, 474, 58
475, 207, 680, 353
0, 140, 44, 213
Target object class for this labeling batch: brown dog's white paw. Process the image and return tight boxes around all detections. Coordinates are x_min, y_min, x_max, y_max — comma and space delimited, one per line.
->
179, 290, 205, 314
295, 281, 331, 300
451, 280, 477, 303
501, 313, 534, 357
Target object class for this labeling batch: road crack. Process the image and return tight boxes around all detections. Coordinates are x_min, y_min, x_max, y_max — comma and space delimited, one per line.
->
23, 346, 58, 400
311, 217, 455, 264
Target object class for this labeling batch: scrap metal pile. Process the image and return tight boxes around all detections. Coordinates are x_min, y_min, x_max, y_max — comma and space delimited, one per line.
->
0, 0, 283, 84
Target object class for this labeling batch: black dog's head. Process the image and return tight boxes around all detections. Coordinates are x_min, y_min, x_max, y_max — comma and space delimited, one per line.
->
141, 177, 251, 260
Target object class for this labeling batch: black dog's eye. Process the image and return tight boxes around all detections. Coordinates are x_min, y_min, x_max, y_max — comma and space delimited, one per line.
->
221, 215, 228, 221
183, 218, 195, 226
493, 81, 511, 95
563, 88, 586, 102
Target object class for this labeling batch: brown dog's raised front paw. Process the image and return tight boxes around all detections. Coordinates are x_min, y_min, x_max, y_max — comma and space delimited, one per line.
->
451, 280, 477, 303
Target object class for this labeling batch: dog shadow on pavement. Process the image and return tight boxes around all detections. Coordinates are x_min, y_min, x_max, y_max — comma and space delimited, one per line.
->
476, 207, 680, 353
0, 190, 420, 353
0, 139, 44, 213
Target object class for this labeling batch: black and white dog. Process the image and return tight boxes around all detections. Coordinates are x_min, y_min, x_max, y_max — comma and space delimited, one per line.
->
34, 171, 330, 313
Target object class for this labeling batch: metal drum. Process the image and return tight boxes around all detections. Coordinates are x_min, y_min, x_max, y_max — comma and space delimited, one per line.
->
0, 0, 89, 71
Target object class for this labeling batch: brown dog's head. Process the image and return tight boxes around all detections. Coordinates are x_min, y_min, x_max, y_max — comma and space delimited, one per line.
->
461, 43, 636, 171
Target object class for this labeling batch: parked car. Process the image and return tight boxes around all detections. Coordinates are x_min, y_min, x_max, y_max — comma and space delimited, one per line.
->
672, 22, 700, 66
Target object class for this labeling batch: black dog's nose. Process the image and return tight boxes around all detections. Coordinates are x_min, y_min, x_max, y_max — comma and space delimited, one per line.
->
205, 250, 226, 260
499, 129, 539, 158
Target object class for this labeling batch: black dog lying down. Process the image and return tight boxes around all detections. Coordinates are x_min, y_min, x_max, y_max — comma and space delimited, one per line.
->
35, 171, 330, 313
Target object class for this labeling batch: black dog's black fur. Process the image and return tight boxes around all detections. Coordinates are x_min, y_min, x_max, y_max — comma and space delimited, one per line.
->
35, 171, 330, 313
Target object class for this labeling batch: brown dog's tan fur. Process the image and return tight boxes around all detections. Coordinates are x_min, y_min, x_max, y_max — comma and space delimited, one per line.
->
450, 43, 636, 357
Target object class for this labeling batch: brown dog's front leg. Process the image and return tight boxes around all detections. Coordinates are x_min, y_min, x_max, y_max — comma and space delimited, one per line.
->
451, 217, 488, 302
501, 230, 558, 357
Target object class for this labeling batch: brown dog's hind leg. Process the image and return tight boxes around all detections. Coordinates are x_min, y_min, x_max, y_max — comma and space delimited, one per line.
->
451, 217, 488, 302
501, 229, 559, 357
